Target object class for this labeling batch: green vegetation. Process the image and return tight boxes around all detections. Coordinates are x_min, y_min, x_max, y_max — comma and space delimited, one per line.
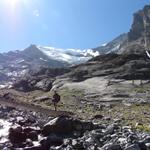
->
1, 88, 150, 132
132, 85, 150, 93
101, 103, 150, 131
18, 88, 150, 129
59, 87, 84, 99
135, 125, 150, 132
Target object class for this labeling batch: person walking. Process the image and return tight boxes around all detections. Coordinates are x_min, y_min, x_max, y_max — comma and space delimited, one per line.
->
52, 91, 60, 111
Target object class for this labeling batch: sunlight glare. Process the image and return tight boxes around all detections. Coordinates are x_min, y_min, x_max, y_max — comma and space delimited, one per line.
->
5, 0, 29, 15
9, 0, 19, 8
6, 0, 26, 10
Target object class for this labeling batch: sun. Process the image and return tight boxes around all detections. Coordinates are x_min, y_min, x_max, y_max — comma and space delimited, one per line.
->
9, 0, 20, 7
6, 0, 26, 9
5, 0, 27, 13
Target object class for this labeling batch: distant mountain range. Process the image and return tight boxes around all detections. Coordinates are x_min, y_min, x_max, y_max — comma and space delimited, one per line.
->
0, 44, 100, 67
0, 33, 128, 70
0, 45, 100, 83
0, 35, 127, 81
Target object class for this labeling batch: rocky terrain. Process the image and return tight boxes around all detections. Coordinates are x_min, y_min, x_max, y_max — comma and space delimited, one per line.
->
0, 104, 150, 150
0, 5, 150, 150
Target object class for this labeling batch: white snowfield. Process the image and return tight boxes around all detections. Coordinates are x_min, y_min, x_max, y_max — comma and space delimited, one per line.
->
37, 46, 99, 64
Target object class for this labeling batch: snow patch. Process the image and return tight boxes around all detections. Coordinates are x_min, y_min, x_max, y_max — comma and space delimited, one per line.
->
0, 85, 7, 89
102, 43, 107, 46
16, 59, 24, 64
0, 119, 12, 144
106, 44, 120, 54
0, 82, 13, 89
7, 69, 28, 77
146, 50, 150, 58
40, 58, 47, 62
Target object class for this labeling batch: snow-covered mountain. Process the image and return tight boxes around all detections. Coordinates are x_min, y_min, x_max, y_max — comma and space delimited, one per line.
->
0, 44, 100, 86
0, 34, 130, 85
0, 32, 133, 88
37, 46, 99, 64
1, 44, 99, 66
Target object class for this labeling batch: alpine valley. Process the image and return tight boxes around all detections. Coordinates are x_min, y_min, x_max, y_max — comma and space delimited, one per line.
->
0, 5, 150, 150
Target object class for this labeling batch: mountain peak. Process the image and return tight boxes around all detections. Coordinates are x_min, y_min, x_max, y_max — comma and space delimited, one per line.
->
24, 44, 39, 52
94, 5, 150, 55
128, 5, 150, 49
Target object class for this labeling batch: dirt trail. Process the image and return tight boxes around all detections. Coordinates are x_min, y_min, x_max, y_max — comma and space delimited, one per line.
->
0, 96, 73, 117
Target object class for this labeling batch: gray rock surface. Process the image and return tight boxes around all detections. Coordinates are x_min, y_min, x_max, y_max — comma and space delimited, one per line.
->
0, 105, 149, 150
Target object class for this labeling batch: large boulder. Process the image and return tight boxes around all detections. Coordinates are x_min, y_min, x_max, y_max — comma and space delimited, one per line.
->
42, 116, 74, 136
34, 78, 53, 92
13, 79, 32, 92
13, 77, 54, 92
42, 116, 95, 136
9, 126, 27, 144
40, 135, 63, 148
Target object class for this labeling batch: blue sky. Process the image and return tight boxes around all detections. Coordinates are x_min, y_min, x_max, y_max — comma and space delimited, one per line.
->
0, 0, 149, 52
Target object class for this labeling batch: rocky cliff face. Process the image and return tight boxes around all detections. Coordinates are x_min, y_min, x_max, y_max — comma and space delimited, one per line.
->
96, 5, 150, 55
120, 5, 150, 55
93, 33, 128, 54
128, 5, 150, 48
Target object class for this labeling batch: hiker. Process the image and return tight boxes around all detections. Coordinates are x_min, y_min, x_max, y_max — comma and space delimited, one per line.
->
52, 91, 60, 111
